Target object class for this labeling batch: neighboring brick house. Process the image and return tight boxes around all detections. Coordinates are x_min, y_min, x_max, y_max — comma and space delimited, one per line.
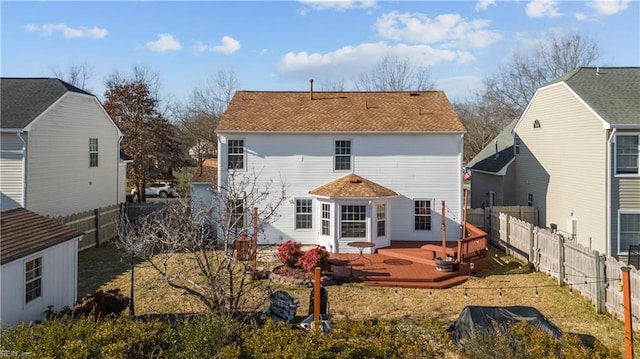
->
216, 88, 466, 253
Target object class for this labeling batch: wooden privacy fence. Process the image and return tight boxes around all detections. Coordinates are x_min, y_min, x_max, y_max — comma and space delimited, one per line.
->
56, 204, 123, 251
487, 209, 639, 328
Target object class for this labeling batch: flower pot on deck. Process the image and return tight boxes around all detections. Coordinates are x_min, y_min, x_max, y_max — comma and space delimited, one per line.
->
435, 256, 455, 272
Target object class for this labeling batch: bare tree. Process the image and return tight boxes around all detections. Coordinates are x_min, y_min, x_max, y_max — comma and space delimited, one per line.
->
117, 170, 286, 315
49, 61, 95, 92
355, 55, 435, 91
176, 69, 239, 172
484, 34, 600, 115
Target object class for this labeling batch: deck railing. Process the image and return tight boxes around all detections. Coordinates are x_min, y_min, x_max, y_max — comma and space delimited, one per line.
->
457, 222, 488, 263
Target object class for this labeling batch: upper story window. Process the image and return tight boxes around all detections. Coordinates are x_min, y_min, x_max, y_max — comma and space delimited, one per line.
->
616, 135, 639, 175
89, 138, 99, 167
295, 199, 313, 230
414, 200, 432, 231
334, 140, 351, 171
228, 139, 245, 170
25, 257, 42, 303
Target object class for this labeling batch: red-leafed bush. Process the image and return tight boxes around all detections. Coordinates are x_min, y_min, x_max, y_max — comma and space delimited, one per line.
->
298, 246, 330, 272
276, 241, 303, 268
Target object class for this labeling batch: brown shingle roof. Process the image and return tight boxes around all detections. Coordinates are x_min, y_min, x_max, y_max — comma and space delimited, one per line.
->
309, 174, 398, 198
1, 208, 82, 265
190, 158, 218, 183
216, 91, 465, 132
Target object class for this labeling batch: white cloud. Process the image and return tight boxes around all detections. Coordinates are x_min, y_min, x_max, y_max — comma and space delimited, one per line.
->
374, 11, 502, 49
588, 0, 630, 15
299, 0, 376, 12
212, 36, 241, 54
475, 0, 496, 12
25, 23, 107, 39
435, 75, 483, 102
146, 34, 182, 53
194, 36, 241, 55
574, 12, 588, 20
525, 0, 562, 18
277, 42, 473, 84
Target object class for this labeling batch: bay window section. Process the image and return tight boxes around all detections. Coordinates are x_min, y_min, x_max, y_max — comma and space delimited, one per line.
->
341, 205, 366, 238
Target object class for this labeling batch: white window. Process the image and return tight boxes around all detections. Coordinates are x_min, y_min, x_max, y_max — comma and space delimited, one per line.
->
295, 199, 313, 230
89, 138, 98, 167
321, 203, 331, 236
334, 140, 351, 171
616, 135, 639, 175
341, 205, 366, 238
414, 200, 432, 231
377, 203, 386, 237
228, 139, 245, 170
619, 212, 640, 254
25, 257, 42, 303
527, 193, 534, 207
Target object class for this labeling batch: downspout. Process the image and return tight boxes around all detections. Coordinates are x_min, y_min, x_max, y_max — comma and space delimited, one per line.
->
606, 128, 616, 257
117, 133, 124, 204
17, 132, 27, 208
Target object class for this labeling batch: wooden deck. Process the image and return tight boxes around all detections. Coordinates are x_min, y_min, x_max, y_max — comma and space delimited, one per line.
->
328, 241, 482, 289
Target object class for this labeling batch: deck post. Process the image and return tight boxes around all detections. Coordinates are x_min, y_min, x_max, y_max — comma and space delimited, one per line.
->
314, 267, 321, 330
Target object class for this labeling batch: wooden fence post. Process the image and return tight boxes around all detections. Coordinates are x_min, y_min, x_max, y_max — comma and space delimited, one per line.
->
505, 214, 511, 256
558, 235, 565, 286
594, 252, 605, 314
94, 208, 101, 247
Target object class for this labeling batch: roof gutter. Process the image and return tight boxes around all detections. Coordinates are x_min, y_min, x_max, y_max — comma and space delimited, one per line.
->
1, 128, 25, 133
216, 130, 467, 135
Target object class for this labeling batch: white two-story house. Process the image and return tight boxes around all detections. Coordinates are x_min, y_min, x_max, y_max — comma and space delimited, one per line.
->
216, 88, 466, 253
0, 78, 125, 217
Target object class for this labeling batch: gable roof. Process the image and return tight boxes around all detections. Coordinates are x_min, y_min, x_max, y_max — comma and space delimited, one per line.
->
545, 67, 640, 126
309, 173, 398, 198
0, 207, 82, 265
216, 91, 465, 133
467, 118, 518, 174
1, 77, 94, 129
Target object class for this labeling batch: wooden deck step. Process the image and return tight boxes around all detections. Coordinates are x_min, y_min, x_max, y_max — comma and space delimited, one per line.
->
363, 275, 469, 289
357, 270, 461, 283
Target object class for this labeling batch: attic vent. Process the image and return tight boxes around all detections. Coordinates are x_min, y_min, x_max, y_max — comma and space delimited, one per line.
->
409, 93, 420, 96
533, 120, 541, 129
349, 175, 361, 184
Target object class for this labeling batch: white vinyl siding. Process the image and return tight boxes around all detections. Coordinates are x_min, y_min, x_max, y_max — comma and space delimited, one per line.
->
0, 133, 25, 209
514, 83, 607, 253
1, 239, 78, 328
25, 93, 120, 217
217, 132, 463, 245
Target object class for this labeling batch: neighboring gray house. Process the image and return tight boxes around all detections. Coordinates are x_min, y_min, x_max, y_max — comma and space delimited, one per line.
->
467, 118, 518, 209
513, 67, 640, 259
0, 78, 125, 217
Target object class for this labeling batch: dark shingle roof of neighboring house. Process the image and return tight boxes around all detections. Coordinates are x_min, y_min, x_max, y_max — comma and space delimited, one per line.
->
1, 77, 94, 129
0, 208, 82, 265
217, 91, 465, 133
546, 67, 640, 126
309, 173, 398, 198
467, 118, 518, 174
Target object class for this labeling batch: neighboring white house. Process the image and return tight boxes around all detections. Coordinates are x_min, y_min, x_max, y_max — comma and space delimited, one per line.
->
0, 78, 125, 217
216, 89, 466, 253
0, 207, 82, 328
513, 67, 640, 259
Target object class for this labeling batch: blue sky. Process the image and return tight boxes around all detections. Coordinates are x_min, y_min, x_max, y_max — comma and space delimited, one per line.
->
2, 0, 639, 104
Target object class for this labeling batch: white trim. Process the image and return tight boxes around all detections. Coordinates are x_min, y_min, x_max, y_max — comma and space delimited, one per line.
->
23, 255, 43, 309
217, 130, 467, 135
226, 138, 247, 172
333, 138, 353, 172
617, 210, 640, 255
413, 198, 434, 232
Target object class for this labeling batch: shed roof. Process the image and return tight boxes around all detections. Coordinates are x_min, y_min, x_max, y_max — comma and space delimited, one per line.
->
190, 158, 218, 184
309, 173, 397, 198
0, 208, 82, 265
546, 67, 640, 126
216, 91, 465, 133
1, 77, 94, 129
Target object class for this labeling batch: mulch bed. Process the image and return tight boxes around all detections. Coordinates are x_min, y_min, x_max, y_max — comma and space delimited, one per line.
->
269, 265, 337, 287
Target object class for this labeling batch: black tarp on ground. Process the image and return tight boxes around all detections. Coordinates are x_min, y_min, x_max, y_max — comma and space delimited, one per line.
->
449, 305, 563, 347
